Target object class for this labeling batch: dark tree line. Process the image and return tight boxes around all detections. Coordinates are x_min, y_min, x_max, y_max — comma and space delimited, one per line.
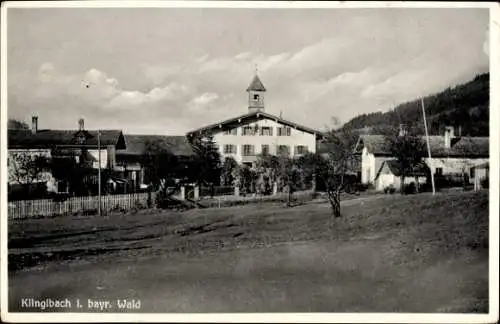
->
343, 73, 489, 136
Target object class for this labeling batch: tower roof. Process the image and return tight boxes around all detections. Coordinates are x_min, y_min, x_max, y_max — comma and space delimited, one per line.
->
246, 74, 266, 92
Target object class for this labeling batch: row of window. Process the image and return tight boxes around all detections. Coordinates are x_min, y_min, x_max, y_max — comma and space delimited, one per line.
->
223, 144, 308, 156
224, 126, 292, 136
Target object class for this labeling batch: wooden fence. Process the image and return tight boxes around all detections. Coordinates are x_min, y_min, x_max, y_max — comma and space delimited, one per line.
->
8, 192, 163, 220
199, 185, 234, 197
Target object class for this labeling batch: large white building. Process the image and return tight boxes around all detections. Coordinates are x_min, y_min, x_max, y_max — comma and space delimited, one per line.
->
187, 74, 323, 167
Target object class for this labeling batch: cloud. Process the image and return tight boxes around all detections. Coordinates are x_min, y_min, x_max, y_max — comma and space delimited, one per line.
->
8, 9, 489, 134
190, 92, 219, 106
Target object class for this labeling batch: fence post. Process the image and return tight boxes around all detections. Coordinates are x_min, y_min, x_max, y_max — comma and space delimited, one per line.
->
273, 182, 278, 195
180, 186, 186, 201
194, 186, 200, 201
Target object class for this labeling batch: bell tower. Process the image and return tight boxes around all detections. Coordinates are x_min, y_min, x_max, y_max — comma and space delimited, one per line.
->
246, 67, 266, 113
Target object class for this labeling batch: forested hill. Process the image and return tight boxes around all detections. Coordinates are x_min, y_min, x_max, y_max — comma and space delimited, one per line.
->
342, 73, 489, 136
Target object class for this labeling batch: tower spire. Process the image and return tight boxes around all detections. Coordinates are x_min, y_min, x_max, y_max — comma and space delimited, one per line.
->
247, 70, 266, 113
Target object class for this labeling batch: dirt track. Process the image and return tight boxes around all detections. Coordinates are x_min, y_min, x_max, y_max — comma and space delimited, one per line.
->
8, 192, 489, 313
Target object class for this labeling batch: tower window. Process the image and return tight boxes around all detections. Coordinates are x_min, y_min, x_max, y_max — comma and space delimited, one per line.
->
253, 94, 260, 100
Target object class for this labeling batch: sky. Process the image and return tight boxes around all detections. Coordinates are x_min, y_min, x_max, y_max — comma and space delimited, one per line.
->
7, 7, 490, 135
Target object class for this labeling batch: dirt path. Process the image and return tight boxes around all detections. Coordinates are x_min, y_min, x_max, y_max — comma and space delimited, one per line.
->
7, 192, 489, 313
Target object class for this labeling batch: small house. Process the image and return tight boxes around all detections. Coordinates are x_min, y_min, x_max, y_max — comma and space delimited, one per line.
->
374, 160, 429, 192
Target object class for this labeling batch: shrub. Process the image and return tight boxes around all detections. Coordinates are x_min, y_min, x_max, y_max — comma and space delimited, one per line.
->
480, 177, 489, 189
403, 182, 417, 195
384, 185, 396, 194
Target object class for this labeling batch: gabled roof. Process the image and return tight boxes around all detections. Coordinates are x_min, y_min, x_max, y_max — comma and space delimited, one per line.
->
473, 161, 489, 169
117, 135, 195, 157
375, 159, 429, 180
356, 134, 489, 158
246, 75, 266, 92
8, 129, 126, 149
186, 111, 324, 139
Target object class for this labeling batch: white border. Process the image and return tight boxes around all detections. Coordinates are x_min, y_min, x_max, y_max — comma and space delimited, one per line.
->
1, 1, 498, 323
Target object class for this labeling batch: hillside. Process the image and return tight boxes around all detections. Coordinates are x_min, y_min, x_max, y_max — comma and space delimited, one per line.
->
342, 73, 489, 136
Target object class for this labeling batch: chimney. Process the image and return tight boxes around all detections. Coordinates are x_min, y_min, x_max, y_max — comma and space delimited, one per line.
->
444, 126, 455, 149
31, 116, 38, 134
398, 123, 408, 137
78, 118, 84, 131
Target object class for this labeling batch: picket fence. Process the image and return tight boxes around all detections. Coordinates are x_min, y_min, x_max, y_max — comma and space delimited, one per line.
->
8, 192, 162, 220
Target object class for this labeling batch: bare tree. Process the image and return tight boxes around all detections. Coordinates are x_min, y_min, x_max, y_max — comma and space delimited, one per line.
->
298, 130, 359, 217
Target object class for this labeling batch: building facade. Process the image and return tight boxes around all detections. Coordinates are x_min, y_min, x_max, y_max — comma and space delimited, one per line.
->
355, 127, 489, 187
7, 117, 126, 196
187, 74, 323, 167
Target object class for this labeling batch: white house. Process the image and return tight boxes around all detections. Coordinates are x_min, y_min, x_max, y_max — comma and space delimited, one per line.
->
187, 74, 324, 167
374, 159, 428, 192
355, 126, 489, 187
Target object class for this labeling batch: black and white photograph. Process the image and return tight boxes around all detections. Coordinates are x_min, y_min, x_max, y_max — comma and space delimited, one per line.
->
1, 1, 498, 322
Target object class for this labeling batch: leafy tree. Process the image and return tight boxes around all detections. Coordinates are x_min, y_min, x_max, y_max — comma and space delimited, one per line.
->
238, 164, 258, 195
189, 132, 222, 196
385, 131, 426, 194
298, 130, 359, 217
8, 119, 29, 130
8, 151, 51, 198
256, 153, 309, 206
141, 139, 179, 192
221, 156, 238, 186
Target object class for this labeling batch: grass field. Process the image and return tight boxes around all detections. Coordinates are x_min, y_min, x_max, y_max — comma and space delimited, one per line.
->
8, 191, 489, 313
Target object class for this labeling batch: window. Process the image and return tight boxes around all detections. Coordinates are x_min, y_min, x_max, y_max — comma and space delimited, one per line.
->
260, 126, 273, 136
242, 126, 255, 136
253, 94, 260, 100
277, 145, 290, 156
223, 128, 237, 135
223, 144, 237, 154
242, 145, 255, 156
294, 145, 308, 155
436, 168, 443, 176
261, 145, 270, 155
277, 126, 291, 136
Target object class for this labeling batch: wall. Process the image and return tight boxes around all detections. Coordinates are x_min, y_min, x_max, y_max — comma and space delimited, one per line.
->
88, 149, 109, 169
212, 118, 317, 164
424, 157, 489, 183
361, 148, 392, 184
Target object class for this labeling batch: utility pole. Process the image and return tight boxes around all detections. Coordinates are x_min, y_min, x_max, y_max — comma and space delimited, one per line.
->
98, 130, 102, 216
421, 98, 436, 195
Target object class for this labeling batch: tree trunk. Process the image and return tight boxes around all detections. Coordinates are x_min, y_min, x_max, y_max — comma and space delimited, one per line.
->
400, 175, 405, 195
287, 184, 292, 207
327, 190, 341, 218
